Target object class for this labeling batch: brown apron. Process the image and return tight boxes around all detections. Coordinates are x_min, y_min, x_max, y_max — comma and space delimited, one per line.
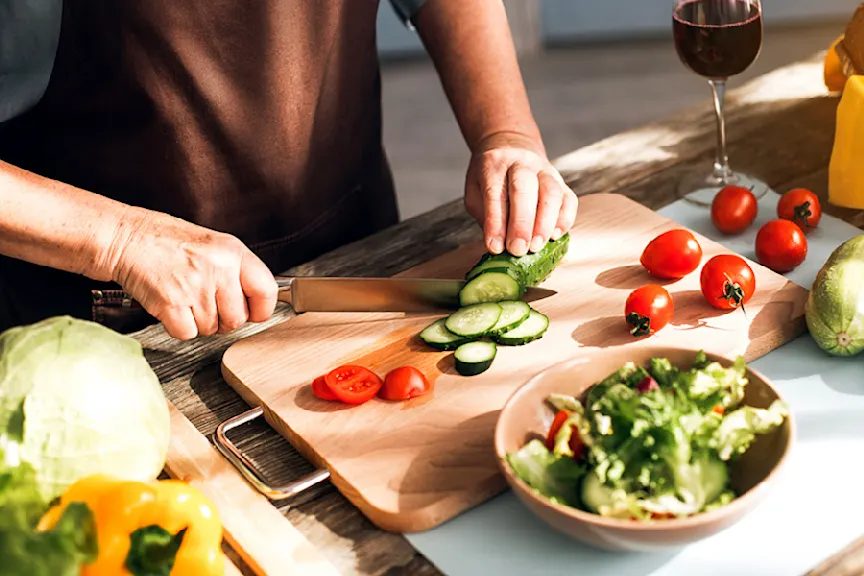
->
0, 0, 399, 333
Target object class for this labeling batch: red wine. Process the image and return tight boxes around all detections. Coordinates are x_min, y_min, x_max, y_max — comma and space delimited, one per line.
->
673, 0, 762, 78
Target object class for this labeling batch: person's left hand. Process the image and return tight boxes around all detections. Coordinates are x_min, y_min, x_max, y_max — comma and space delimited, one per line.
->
464, 131, 578, 257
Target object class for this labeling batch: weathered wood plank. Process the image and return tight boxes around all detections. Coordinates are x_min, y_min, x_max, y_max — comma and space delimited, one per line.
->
136, 51, 860, 576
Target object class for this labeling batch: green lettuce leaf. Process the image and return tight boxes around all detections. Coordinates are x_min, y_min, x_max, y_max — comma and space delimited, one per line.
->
711, 400, 789, 461
0, 442, 97, 576
506, 439, 586, 506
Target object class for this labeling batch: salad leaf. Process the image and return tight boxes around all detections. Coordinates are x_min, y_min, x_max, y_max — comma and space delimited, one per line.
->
506, 440, 586, 506
712, 400, 789, 461
0, 441, 97, 576
508, 351, 789, 521
547, 393, 581, 413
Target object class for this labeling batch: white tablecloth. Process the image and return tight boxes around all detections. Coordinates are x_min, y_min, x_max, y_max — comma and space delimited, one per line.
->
405, 191, 864, 576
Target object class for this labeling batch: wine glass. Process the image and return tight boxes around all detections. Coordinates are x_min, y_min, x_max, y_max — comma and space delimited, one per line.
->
672, 0, 766, 206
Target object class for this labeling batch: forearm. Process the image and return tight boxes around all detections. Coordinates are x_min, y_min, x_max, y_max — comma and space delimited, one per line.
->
0, 160, 135, 281
413, 0, 544, 154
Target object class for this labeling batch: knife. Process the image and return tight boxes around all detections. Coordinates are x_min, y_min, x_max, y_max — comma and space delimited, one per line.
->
275, 276, 556, 313
98, 277, 556, 314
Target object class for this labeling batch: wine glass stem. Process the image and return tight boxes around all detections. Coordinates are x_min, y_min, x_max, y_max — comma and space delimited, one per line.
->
709, 78, 732, 182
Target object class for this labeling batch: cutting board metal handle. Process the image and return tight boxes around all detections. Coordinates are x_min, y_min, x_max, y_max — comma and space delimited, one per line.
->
212, 407, 331, 500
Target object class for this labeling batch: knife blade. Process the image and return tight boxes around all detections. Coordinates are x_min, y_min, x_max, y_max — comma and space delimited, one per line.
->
104, 276, 557, 315
278, 277, 556, 313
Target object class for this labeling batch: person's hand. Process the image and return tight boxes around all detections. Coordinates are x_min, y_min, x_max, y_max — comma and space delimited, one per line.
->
105, 208, 278, 340
464, 131, 578, 256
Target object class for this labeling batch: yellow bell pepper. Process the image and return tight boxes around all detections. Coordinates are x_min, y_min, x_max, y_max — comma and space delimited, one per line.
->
824, 35, 848, 92
829, 75, 864, 210
37, 475, 225, 576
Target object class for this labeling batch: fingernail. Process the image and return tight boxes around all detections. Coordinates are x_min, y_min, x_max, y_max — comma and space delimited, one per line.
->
488, 237, 504, 254
510, 238, 528, 256
552, 227, 564, 240
529, 235, 546, 253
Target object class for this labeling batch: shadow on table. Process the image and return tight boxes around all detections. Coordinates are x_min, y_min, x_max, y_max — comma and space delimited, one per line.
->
594, 265, 676, 290
745, 332, 864, 397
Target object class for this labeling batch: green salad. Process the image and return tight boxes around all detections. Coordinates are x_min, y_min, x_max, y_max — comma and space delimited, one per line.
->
506, 351, 788, 521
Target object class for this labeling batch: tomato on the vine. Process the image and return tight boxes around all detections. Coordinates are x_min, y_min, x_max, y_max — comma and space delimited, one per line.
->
755, 219, 808, 273
324, 364, 383, 405
699, 255, 756, 311
711, 185, 758, 235
777, 188, 821, 233
380, 366, 431, 400
625, 284, 674, 337
640, 229, 703, 279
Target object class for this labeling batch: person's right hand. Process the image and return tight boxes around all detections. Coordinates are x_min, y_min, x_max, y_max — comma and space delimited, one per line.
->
106, 209, 278, 340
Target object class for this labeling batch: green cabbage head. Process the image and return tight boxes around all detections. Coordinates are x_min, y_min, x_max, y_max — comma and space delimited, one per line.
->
0, 316, 170, 501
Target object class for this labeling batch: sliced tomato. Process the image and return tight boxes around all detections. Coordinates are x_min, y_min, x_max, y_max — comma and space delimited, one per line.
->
544, 410, 585, 458
380, 366, 431, 401
324, 364, 383, 405
713, 404, 725, 415
545, 410, 570, 450
311, 375, 337, 401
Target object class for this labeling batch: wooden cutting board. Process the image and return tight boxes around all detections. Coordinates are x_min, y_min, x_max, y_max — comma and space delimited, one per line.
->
221, 193, 808, 534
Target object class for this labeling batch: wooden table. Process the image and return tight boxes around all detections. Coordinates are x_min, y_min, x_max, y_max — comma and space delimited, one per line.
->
134, 51, 860, 575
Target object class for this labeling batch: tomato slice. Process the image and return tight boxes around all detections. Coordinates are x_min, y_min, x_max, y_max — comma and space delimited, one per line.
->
311, 375, 337, 401
324, 365, 383, 405
545, 410, 570, 450
380, 366, 432, 401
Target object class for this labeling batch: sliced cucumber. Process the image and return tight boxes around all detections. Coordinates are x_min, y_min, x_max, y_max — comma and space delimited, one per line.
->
445, 303, 502, 338
489, 300, 531, 335
419, 318, 472, 351
494, 309, 549, 346
454, 341, 497, 376
459, 270, 525, 306
467, 232, 570, 287
466, 260, 522, 282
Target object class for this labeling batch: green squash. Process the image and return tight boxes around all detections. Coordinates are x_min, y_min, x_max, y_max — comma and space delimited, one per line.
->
806, 235, 864, 356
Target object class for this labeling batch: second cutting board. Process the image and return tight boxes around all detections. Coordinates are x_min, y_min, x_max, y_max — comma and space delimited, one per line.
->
220, 193, 808, 533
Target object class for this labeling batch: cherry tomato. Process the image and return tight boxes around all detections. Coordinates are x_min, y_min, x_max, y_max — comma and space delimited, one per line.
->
777, 188, 821, 233
312, 375, 337, 401
544, 410, 584, 458
699, 254, 756, 311
324, 364, 383, 405
640, 229, 703, 279
380, 366, 432, 401
711, 185, 758, 234
755, 219, 808, 273
625, 284, 674, 337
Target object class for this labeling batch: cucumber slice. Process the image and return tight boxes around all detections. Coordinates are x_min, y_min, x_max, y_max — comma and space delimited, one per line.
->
489, 301, 531, 335
419, 318, 472, 351
445, 303, 502, 338
466, 260, 523, 283
494, 309, 549, 346
454, 341, 497, 376
459, 271, 525, 306
468, 232, 569, 287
